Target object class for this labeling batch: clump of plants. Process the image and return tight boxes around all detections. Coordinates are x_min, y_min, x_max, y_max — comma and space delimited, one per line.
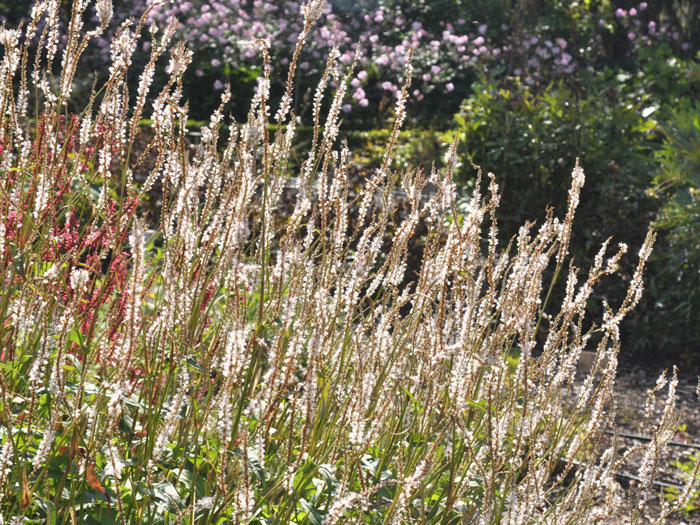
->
0, 0, 697, 523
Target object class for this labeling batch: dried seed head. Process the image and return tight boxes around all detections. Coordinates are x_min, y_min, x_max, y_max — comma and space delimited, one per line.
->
0, 28, 20, 49
96, 0, 113, 28
167, 42, 192, 77
70, 268, 90, 293
301, 0, 326, 25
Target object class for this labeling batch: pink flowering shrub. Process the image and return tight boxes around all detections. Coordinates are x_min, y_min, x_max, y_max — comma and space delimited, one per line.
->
2, 1, 696, 125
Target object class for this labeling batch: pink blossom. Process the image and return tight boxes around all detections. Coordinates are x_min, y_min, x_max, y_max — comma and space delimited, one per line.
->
473, 36, 485, 46
446, 82, 454, 92
351, 78, 361, 87
430, 40, 440, 48
358, 70, 368, 80
359, 98, 369, 107
639, 2, 648, 10
342, 104, 352, 113
629, 7, 637, 16
672, 32, 680, 40
352, 87, 366, 100
369, 35, 379, 43
375, 55, 389, 65
422, 73, 431, 82
431, 65, 441, 74
615, 8, 626, 17
478, 24, 487, 35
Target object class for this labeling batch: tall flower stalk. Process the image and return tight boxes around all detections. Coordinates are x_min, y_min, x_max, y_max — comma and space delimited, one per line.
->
0, 1, 696, 523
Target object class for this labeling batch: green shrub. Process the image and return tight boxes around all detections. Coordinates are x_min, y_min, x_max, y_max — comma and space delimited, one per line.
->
448, 73, 665, 354
645, 101, 700, 365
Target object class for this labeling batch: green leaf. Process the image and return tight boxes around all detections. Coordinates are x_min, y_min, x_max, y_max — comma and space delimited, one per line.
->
299, 499, 325, 525
641, 106, 658, 118
148, 479, 184, 513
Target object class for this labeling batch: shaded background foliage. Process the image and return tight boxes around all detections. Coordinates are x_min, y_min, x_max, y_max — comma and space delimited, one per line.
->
2, 0, 699, 367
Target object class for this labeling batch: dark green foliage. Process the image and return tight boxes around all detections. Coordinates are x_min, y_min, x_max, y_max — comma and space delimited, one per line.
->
451, 71, 657, 259
644, 102, 700, 365
448, 67, 697, 365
